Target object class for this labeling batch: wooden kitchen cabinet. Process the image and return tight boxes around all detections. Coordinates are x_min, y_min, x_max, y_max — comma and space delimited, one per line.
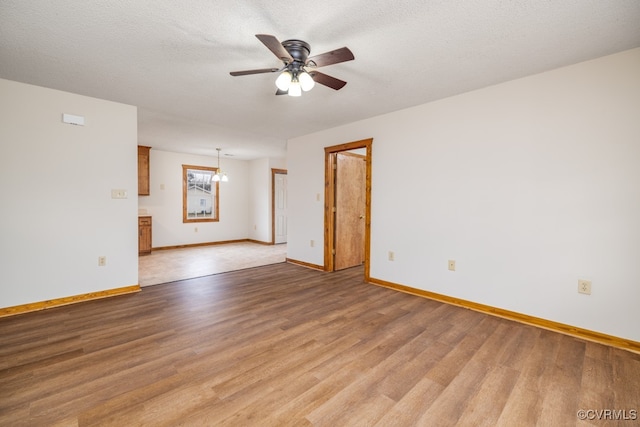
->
138, 216, 152, 255
138, 145, 151, 195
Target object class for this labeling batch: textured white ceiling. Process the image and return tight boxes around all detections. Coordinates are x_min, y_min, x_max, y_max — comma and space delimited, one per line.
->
1, 1, 639, 159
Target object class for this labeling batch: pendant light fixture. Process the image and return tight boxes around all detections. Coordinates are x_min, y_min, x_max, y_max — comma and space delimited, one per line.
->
213, 148, 228, 182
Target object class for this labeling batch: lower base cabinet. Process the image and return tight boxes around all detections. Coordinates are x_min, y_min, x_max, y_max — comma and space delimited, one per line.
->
138, 216, 152, 255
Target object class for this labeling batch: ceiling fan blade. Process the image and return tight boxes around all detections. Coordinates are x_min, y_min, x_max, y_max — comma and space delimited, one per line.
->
306, 47, 354, 68
256, 34, 293, 63
309, 71, 347, 90
230, 68, 279, 76
275, 89, 288, 96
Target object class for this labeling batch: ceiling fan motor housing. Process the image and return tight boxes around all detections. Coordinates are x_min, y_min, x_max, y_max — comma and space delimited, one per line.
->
282, 39, 311, 65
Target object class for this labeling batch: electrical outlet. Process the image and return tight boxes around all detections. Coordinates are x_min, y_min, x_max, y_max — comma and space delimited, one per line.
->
388, 251, 395, 261
448, 260, 456, 271
98, 256, 106, 267
310, 240, 315, 247
578, 279, 592, 295
194, 227, 198, 233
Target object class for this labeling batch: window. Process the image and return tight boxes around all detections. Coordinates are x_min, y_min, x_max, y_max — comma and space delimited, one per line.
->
182, 165, 219, 222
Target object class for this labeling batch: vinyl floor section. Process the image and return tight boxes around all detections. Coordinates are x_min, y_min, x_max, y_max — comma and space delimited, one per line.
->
1, 263, 639, 426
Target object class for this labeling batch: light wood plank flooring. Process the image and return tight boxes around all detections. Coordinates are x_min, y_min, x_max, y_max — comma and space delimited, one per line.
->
1, 263, 638, 426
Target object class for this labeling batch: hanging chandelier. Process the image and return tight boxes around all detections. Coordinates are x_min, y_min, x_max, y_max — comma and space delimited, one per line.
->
213, 148, 228, 182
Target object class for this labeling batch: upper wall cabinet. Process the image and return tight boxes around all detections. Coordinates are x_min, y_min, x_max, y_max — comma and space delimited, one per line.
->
138, 145, 151, 195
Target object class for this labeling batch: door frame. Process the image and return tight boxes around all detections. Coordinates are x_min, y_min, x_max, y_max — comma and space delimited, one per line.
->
324, 138, 373, 280
271, 168, 287, 244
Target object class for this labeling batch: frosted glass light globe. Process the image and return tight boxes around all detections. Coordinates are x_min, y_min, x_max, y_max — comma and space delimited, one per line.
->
299, 71, 315, 91
275, 71, 292, 91
288, 81, 302, 97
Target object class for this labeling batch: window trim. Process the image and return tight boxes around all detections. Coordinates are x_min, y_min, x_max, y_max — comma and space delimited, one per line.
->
182, 164, 219, 223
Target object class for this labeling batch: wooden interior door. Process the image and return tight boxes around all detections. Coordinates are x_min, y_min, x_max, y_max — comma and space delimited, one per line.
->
334, 152, 366, 270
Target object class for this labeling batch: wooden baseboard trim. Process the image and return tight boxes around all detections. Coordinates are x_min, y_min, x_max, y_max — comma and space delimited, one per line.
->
286, 258, 325, 271
369, 277, 640, 354
153, 239, 249, 251
153, 239, 279, 251
0, 285, 141, 318
247, 239, 273, 246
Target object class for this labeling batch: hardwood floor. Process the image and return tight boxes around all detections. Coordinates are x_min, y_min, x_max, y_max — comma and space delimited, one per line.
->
1, 263, 638, 426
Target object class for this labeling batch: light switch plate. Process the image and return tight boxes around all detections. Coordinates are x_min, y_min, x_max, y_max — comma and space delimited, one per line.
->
111, 189, 128, 199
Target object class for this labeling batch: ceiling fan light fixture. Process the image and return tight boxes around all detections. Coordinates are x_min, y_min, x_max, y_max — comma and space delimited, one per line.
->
275, 70, 292, 91
299, 71, 315, 91
288, 80, 302, 97
230, 35, 354, 96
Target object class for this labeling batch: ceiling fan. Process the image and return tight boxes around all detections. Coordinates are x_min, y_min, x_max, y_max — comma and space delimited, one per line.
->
230, 34, 354, 97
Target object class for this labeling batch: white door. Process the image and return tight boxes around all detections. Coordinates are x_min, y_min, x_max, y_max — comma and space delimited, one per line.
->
274, 173, 288, 244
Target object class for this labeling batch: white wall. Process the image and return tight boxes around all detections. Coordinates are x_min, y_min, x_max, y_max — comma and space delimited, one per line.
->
0, 79, 138, 308
288, 142, 327, 265
287, 48, 640, 342
247, 157, 288, 243
248, 158, 270, 242
138, 151, 285, 248
138, 149, 251, 247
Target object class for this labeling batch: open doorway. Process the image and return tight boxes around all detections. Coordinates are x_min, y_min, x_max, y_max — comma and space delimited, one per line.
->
271, 168, 288, 244
324, 138, 373, 281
